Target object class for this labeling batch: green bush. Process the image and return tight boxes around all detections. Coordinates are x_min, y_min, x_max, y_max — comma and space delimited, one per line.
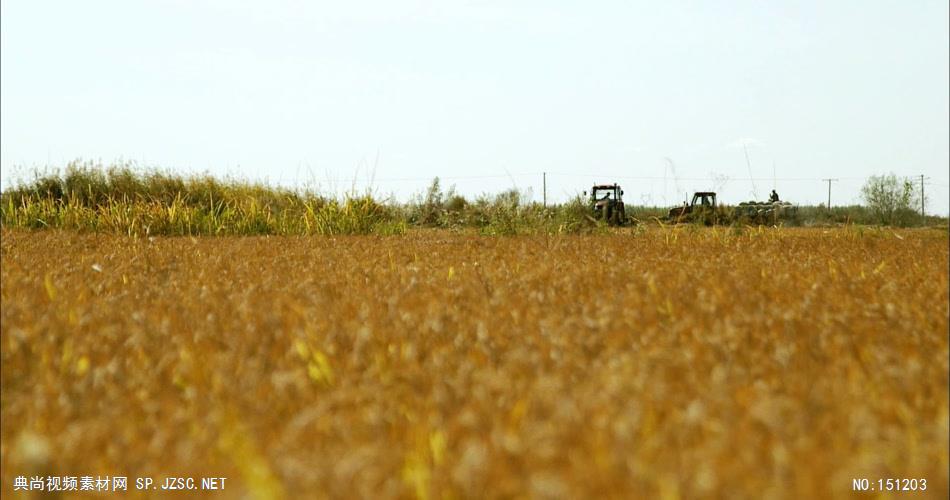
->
861, 174, 920, 227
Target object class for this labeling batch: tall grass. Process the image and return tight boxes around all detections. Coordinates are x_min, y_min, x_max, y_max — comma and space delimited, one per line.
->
1, 162, 404, 236
794, 204, 943, 227
1, 165, 611, 236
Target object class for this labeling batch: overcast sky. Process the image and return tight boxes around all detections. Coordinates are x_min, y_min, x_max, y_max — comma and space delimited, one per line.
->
2, 0, 948, 212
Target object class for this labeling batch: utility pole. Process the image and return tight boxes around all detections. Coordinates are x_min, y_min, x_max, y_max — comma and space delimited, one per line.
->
919, 174, 925, 219
543, 172, 547, 207
822, 178, 838, 208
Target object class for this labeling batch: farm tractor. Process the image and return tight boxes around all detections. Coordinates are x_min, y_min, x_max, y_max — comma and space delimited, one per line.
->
585, 183, 628, 225
667, 192, 722, 225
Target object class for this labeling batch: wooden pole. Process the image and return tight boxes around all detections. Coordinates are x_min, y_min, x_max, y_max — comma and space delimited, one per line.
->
822, 178, 838, 208
543, 172, 547, 207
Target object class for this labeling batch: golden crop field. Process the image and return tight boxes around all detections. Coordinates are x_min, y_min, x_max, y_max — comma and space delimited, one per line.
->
1, 226, 948, 499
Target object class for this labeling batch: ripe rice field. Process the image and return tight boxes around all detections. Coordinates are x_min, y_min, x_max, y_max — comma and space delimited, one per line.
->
1, 226, 948, 498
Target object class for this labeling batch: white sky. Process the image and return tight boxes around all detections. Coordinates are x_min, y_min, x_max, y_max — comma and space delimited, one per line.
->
2, 0, 948, 213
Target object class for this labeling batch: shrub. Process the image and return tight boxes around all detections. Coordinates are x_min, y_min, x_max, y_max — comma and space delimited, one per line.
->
861, 174, 919, 226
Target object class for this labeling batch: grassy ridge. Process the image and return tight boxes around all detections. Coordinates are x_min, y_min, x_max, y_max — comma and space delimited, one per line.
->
1, 162, 944, 235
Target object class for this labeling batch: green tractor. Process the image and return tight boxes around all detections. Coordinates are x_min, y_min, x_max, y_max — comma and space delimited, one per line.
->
585, 183, 628, 225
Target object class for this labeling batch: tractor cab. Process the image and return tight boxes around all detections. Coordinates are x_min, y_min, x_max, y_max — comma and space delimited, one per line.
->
690, 192, 717, 208
589, 184, 623, 205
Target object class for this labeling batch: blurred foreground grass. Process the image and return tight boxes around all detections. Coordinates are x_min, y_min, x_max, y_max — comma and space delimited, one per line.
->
1, 226, 947, 498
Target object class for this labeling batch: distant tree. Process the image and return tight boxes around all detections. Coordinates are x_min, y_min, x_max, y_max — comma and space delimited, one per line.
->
860, 174, 917, 226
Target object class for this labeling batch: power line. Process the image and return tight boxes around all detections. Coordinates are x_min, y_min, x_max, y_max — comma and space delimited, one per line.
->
543, 172, 870, 182
355, 171, 950, 187
369, 172, 542, 182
